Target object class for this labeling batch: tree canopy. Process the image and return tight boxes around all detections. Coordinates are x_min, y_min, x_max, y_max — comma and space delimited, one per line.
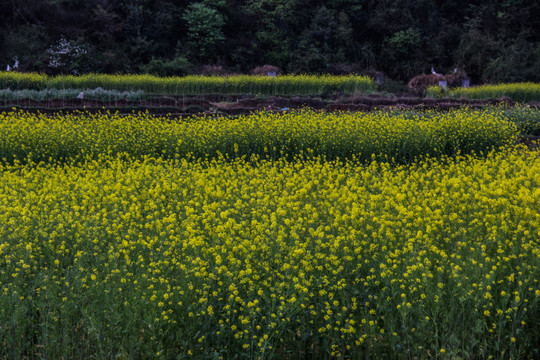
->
1, 0, 539, 83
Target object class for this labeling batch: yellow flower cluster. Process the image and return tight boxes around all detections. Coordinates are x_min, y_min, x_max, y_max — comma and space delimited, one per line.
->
0, 71, 374, 95
1, 146, 539, 358
0, 108, 517, 165
427, 82, 540, 102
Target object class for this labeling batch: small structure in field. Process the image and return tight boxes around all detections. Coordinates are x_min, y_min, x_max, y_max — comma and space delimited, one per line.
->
408, 68, 468, 95
408, 73, 445, 95
444, 69, 468, 88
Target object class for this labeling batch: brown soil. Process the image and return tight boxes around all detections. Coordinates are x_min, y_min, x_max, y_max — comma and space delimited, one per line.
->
1, 94, 536, 117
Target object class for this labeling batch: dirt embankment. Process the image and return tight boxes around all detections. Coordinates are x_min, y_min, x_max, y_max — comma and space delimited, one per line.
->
2, 94, 534, 117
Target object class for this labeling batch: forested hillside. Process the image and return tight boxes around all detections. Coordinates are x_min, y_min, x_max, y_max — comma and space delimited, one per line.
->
1, 0, 539, 83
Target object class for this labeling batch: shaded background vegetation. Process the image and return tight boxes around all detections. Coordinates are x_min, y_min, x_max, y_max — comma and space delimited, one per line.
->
0, 0, 539, 84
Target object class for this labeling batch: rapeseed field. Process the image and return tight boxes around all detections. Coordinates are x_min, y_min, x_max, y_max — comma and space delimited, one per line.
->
0, 72, 374, 96
0, 108, 517, 165
0, 109, 539, 359
426, 82, 540, 102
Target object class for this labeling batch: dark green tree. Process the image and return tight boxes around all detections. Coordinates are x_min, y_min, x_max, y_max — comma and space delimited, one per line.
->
291, 6, 353, 73
242, 0, 311, 70
0, 0, 538, 81
183, 2, 225, 62
382, 28, 426, 80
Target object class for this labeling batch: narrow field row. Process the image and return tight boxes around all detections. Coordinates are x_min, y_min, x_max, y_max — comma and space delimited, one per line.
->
1, 149, 539, 358
427, 82, 540, 102
0, 72, 374, 96
0, 108, 517, 165
0, 87, 146, 103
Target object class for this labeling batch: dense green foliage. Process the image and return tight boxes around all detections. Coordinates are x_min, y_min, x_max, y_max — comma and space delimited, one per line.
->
1, 0, 538, 83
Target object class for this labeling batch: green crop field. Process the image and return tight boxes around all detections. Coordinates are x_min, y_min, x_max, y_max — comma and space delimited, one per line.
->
0, 72, 375, 96
426, 82, 540, 102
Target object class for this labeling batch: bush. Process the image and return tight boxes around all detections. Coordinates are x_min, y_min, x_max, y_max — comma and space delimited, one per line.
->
425, 85, 446, 99
377, 78, 409, 95
141, 56, 193, 77
47, 37, 95, 75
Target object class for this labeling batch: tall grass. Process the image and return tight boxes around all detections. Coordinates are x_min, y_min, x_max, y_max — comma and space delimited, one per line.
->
0, 72, 374, 96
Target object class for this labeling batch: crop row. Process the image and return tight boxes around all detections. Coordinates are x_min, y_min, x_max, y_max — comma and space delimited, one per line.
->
0, 72, 374, 96
426, 82, 540, 102
1, 149, 539, 358
0, 87, 145, 103
0, 109, 517, 165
